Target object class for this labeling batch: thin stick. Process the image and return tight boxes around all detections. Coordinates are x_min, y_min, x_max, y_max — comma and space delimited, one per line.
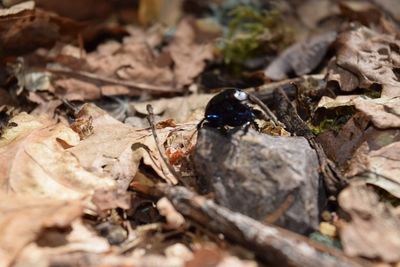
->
248, 92, 283, 127
146, 104, 188, 187
46, 67, 180, 94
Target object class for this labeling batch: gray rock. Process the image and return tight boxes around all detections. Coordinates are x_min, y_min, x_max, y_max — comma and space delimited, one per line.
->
193, 128, 322, 234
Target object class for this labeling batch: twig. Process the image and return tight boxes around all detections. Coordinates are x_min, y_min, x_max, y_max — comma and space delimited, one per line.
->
247, 74, 325, 105
146, 104, 188, 187
273, 85, 347, 194
45, 66, 181, 94
135, 184, 370, 267
248, 92, 283, 127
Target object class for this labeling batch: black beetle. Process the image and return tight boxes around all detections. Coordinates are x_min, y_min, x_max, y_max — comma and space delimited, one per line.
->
198, 88, 260, 131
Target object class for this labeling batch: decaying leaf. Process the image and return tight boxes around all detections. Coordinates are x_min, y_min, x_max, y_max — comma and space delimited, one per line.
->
39, 18, 216, 101
264, 31, 337, 80
318, 95, 400, 129
0, 1, 82, 55
316, 112, 370, 167
329, 27, 400, 96
132, 93, 213, 123
167, 18, 215, 88
346, 140, 400, 198
67, 104, 196, 188
338, 183, 400, 262
0, 113, 115, 199
0, 194, 83, 267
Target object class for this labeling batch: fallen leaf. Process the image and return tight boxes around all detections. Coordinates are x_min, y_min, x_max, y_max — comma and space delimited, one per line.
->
339, 1, 382, 25
138, 0, 183, 27
353, 97, 400, 129
132, 93, 213, 123
346, 141, 400, 198
92, 188, 131, 215
297, 0, 340, 29
67, 104, 194, 189
370, 0, 400, 22
338, 183, 400, 262
0, 194, 83, 267
0, 112, 115, 199
264, 31, 337, 80
0, 1, 82, 56
316, 112, 370, 167
318, 95, 400, 129
168, 18, 215, 88
331, 27, 400, 96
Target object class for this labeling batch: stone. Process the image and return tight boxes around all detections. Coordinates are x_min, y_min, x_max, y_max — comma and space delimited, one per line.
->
193, 128, 322, 234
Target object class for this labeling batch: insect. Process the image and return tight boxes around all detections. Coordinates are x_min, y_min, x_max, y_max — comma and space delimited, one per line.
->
198, 88, 260, 131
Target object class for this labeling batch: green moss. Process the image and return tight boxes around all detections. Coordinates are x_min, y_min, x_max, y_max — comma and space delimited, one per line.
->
309, 107, 355, 135
219, 6, 293, 73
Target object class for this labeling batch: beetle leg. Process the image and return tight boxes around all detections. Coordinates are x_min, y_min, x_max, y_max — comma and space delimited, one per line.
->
196, 118, 207, 131
250, 118, 260, 132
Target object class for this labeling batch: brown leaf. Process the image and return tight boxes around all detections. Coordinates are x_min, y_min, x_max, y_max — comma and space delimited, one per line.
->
0, 112, 115, 199
338, 183, 400, 262
132, 93, 213, 123
67, 104, 188, 189
332, 27, 400, 96
92, 188, 131, 214
318, 95, 400, 129
264, 31, 337, 80
168, 18, 215, 88
0, 194, 83, 267
316, 112, 370, 167
138, 0, 183, 27
339, 1, 382, 25
0, 1, 82, 56
346, 141, 400, 198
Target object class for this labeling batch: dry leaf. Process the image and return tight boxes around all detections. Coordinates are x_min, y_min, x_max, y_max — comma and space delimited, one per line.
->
0, 112, 115, 199
318, 95, 400, 129
346, 141, 400, 198
67, 104, 187, 188
264, 31, 337, 80
331, 27, 400, 96
0, 194, 83, 267
352, 97, 400, 129
0, 1, 82, 55
132, 93, 213, 123
316, 112, 370, 167
168, 18, 215, 88
338, 183, 400, 262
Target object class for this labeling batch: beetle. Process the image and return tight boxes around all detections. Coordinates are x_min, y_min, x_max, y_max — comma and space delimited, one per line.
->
198, 88, 260, 131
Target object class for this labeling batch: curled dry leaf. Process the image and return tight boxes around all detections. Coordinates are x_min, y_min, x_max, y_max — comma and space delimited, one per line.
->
338, 183, 400, 262
329, 27, 400, 97
0, 113, 115, 199
316, 94, 400, 197
0, 194, 83, 267
347, 140, 400, 198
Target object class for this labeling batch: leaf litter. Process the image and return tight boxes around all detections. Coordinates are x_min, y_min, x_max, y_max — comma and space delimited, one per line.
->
1, 0, 400, 266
